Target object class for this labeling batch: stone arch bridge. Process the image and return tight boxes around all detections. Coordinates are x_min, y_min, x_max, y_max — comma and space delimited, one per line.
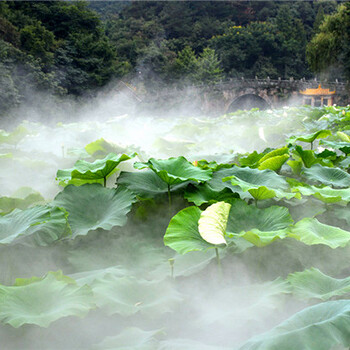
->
132, 78, 349, 114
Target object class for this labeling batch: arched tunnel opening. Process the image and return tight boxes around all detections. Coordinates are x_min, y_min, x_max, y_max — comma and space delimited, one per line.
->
227, 94, 270, 113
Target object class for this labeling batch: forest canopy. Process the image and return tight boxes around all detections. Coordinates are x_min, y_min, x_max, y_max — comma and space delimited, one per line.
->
0, 1, 343, 115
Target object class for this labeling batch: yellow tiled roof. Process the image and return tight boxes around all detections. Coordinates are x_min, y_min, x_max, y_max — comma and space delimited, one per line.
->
300, 84, 335, 95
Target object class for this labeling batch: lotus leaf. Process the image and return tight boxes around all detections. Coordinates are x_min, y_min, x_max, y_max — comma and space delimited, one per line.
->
287, 159, 303, 174
258, 147, 289, 164
287, 129, 331, 144
337, 131, 350, 142
0, 125, 30, 146
198, 201, 231, 245
57, 152, 136, 185
320, 140, 350, 154
303, 164, 350, 188
134, 156, 212, 186
164, 206, 214, 254
117, 170, 188, 199
289, 217, 350, 248
0, 271, 94, 328
91, 274, 182, 316
239, 150, 264, 167
207, 168, 252, 200
85, 138, 129, 157
222, 166, 295, 200
226, 199, 293, 246
238, 300, 350, 350
184, 183, 239, 206
258, 154, 289, 172
91, 327, 162, 350
287, 268, 350, 301
293, 184, 350, 203
0, 152, 12, 158
192, 154, 235, 171
53, 184, 136, 238
0, 205, 71, 246
291, 146, 319, 168
254, 147, 290, 172
0, 192, 44, 214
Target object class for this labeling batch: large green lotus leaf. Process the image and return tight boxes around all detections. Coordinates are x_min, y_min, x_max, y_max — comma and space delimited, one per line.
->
0, 272, 95, 328
85, 138, 130, 157
0, 192, 45, 215
91, 274, 182, 317
222, 166, 295, 200
226, 199, 293, 247
293, 184, 350, 204
287, 129, 331, 144
198, 201, 231, 245
117, 170, 188, 199
289, 217, 350, 248
134, 156, 212, 186
53, 184, 136, 238
256, 147, 290, 172
91, 327, 162, 350
164, 206, 214, 254
258, 147, 289, 164
320, 140, 350, 154
57, 153, 136, 183
287, 268, 350, 301
291, 146, 319, 168
238, 300, 350, 350
0, 205, 71, 246
258, 154, 289, 172
184, 183, 239, 206
287, 159, 303, 175
193, 156, 234, 172
303, 164, 350, 188
207, 168, 252, 200
239, 150, 264, 167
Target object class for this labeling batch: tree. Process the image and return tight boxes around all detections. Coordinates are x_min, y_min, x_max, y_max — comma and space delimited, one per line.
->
313, 5, 325, 34
306, 3, 350, 81
20, 22, 56, 64
193, 48, 223, 85
172, 46, 197, 81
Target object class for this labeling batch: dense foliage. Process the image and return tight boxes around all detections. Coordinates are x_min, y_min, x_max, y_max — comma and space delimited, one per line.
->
307, 2, 350, 82
0, 1, 342, 116
0, 1, 117, 114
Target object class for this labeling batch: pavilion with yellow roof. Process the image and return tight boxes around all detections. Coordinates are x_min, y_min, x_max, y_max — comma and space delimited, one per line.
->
300, 84, 336, 107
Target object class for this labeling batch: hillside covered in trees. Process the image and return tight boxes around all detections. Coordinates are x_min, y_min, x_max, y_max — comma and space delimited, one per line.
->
0, 1, 347, 116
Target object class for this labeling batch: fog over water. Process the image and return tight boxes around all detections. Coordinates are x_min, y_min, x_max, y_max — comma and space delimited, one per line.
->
0, 86, 348, 350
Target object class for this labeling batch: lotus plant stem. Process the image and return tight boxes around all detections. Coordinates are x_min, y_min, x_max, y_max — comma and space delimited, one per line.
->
167, 184, 172, 208
103, 176, 107, 187
310, 142, 313, 150
169, 258, 175, 279
215, 247, 222, 272
254, 199, 258, 207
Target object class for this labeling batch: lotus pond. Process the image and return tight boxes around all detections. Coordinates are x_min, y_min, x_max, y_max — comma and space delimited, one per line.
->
1, 106, 350, 349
